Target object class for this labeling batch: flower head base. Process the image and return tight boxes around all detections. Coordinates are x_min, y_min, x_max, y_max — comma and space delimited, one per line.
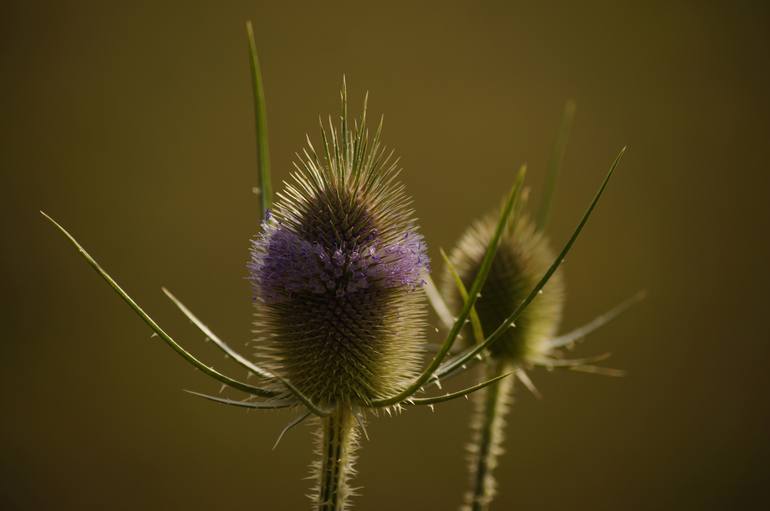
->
247, 88, 429, 407
443, 212, 565, 363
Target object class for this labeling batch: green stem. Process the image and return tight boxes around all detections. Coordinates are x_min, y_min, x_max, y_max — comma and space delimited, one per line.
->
317, 405, 357, 511
465, 359, 516, 511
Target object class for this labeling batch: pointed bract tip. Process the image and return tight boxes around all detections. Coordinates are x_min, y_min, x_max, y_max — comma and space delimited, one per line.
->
607, 148, 627, 176
40, 210, 65, 232
245, 20, 255, 38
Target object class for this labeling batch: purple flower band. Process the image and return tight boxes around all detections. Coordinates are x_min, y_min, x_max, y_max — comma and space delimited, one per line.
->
249, 223, 429, 304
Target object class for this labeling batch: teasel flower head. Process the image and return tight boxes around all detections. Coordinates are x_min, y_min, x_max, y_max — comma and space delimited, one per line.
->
442, 210, 565, 364
246, 86, 429, 407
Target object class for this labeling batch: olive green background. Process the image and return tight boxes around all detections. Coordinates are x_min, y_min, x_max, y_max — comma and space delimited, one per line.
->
3, 1, 769, 509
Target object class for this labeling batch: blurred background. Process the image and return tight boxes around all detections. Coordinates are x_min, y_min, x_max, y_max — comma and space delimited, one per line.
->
3, 1, 769, 509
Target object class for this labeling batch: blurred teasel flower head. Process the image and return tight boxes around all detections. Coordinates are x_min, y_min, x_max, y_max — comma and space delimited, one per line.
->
442, 211, 564, 363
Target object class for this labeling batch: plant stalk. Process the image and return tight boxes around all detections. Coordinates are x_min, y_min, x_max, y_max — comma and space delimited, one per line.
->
316, 404, 358, 511
464, 358, 516, 511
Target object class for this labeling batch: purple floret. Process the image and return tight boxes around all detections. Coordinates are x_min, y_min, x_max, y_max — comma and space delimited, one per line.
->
249, 222, 429, 304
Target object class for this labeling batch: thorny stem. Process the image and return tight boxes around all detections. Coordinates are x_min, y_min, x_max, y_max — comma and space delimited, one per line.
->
317, 404, 358, 511
464, 359, 516, 511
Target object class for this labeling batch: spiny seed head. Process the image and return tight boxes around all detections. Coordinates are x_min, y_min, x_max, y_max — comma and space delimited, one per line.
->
442, 211, 564, 362
248, 88, 429, 407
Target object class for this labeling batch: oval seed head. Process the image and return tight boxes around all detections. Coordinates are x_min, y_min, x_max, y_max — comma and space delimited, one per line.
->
442, 211, 564, 362
248, 93, 429, 407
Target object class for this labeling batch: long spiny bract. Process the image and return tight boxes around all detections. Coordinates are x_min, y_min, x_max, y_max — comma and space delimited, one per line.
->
246, 20, 272, 215
536, 100, 576, 231
39, 212, 280, 399
441, 248, 486, 346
